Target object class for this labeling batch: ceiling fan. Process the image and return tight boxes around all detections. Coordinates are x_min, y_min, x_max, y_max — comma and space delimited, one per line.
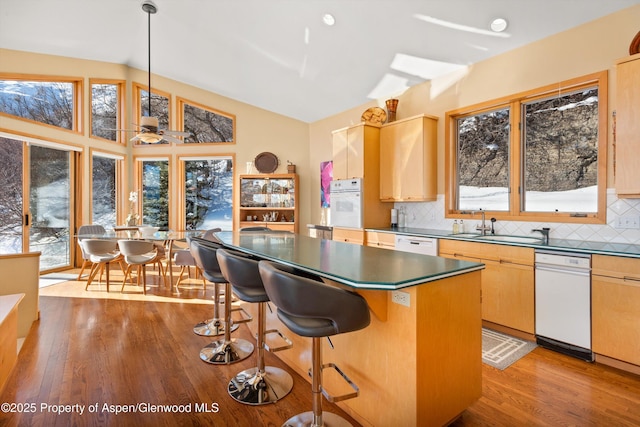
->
121, 0, 191, 144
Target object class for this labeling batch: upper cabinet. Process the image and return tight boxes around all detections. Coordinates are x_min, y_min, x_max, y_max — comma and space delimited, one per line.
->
615, 53, 640, 198
379, 114, 438, 202
332, 123, 380, 180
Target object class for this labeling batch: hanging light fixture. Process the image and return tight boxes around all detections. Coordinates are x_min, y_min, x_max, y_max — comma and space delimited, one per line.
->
135, 0, 163, 144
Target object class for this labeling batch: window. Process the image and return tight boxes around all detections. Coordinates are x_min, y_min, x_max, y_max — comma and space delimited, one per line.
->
91, 152, 122, 228
178, 98, 235, 143
138, 158, 170, 228
0, 77, 81, 131
181, 156, 234, 231
91, 80, 124, 142
133, 83, 170, 145
446, 71, 607, 223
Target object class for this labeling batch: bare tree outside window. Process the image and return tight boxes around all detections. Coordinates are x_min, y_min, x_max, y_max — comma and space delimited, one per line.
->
91, 83, 119, 141
182, 102, 235, 143
184, 158, 233, 230
92, 155, 117, 227
0, 80, 75, 129
0, 138, 24, 253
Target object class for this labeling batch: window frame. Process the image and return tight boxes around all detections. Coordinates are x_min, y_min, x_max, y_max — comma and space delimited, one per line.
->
89, 148, 124, 227
89, 79, 126, 144
445, 71, 608, 224
177, 154, 235, 230
133, 155, 172, 228
132, 82, 172, 147
0, 73, 83, 134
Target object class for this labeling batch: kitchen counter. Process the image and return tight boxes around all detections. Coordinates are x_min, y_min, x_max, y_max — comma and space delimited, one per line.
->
211, 230, 483, 427
214, 230, 483, 290
371, 227, 640, 258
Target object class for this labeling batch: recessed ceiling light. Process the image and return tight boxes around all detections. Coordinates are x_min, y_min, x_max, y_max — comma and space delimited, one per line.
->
323, 13, 335, 26
490, 18, 508, 33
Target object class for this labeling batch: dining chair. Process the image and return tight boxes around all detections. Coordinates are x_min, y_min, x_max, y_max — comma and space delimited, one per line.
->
80, 239, 123, 292
118, 239, 166, 294
173, 228, 221, 292
77, 224, 107, 280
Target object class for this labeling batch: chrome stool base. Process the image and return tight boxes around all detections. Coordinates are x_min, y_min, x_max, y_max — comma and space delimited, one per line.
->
283, 411, 353, 427
193, 318, 239, 337
228, 366, 293, 405
200, 338, 253, 364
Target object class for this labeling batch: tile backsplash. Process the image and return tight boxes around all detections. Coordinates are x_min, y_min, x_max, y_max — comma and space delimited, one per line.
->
396, 189, 640, 245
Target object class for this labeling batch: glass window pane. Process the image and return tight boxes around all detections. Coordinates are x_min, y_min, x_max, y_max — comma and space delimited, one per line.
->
456, 108, 510, 211
523, 88, 599, 213
91, 83, 118, 141
183, 103, 234, 143
0, 138, 24, 253
0, 80, 75, 129
139, 89, 170, 145
141, 160, 169, 228
184, 158, 233, 230
30, 145, 71, 270
92, 156, 117, 227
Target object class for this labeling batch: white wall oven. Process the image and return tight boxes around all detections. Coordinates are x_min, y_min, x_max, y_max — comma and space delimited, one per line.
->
330, 178, 363, 229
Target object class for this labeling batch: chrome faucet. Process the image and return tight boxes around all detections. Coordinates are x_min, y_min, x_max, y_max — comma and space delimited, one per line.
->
532, 227, 550, 244
475, 210, 492, 236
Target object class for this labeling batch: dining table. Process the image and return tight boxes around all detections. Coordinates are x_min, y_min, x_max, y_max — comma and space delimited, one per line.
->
76, 229, 202, 294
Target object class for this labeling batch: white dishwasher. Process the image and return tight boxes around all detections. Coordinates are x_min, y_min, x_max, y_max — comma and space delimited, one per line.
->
394, 235, 438, 256
535, 250, 593, 361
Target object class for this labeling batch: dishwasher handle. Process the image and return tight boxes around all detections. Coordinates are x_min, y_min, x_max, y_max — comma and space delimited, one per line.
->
535, 263, 591, 277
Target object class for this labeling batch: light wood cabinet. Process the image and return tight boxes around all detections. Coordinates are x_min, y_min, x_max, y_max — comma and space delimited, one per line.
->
332, 227, 364, 245
332, 123, 380, 180
238, 174, 298, 232
439, 239, 535, 333
379, 114, 438, 202
592, 255, 640, 366
365, 230, 395, 250
615, 53, 640, 197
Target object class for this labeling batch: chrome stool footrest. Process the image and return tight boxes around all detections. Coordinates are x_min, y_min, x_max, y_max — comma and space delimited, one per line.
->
230, 305, 252, 324
263, 328, 293, 353
307, 362, 360, 403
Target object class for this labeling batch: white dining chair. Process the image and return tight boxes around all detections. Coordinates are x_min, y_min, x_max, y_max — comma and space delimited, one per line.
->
77, 224, 107, 280
118, 239, 166, 294
80, 239, 123, 292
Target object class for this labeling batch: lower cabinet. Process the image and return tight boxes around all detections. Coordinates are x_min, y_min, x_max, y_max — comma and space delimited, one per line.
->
592, 255, 640, 366
332, 227, 365, 245
365, 230, 395, 249
439, 239, 535, 334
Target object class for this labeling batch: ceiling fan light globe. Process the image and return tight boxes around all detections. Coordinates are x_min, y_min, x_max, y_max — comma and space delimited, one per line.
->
138, 133, 163, 144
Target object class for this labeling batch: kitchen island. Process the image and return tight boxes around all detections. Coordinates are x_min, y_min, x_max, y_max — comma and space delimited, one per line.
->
212, 231, 485, 427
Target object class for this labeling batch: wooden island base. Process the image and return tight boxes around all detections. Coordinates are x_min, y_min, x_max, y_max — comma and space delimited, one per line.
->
242, 270, 482, 427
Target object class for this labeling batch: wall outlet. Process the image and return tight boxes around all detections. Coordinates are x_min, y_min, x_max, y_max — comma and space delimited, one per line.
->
615, 215, 640, 229
391, 290, 410, 307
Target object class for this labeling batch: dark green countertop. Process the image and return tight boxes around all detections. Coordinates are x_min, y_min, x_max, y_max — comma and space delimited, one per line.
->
214, 231, 484, 290
370, 227, 640, 258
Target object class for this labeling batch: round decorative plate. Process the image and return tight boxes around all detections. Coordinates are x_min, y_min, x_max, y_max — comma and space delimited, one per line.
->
254, 152, 279, 173
361, 107, 387, 125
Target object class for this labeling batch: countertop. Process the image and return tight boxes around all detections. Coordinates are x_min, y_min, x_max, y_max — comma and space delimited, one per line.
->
369, 227, 640, 258
213, 231, 484, 290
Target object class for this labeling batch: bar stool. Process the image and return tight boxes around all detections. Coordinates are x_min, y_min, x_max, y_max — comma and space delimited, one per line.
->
217, 249, 294, 405
191, 239, 253, 364
189, 238, 239, 337
258, 261, 371, 427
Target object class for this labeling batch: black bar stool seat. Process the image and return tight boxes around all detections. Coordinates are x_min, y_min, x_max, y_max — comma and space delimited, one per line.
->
259, 260, 371, 427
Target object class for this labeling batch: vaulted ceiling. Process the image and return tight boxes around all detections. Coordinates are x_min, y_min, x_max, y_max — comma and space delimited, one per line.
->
1, 0, 638, 122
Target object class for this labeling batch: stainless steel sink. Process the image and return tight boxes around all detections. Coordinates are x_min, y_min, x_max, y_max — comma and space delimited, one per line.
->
449, 233, 482, 238
475, 235, 543, 244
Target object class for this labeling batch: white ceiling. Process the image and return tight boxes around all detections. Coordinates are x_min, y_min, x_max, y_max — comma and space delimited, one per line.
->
1, 0, 638, 123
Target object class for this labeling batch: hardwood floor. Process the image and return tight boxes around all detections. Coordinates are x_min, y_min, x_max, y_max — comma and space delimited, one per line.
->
2, 271, 640, 426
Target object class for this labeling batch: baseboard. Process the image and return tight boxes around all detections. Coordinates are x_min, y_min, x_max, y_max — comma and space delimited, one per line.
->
482, 321, 535, 342
595, 354, 640, 376
536, 335, 593, 362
